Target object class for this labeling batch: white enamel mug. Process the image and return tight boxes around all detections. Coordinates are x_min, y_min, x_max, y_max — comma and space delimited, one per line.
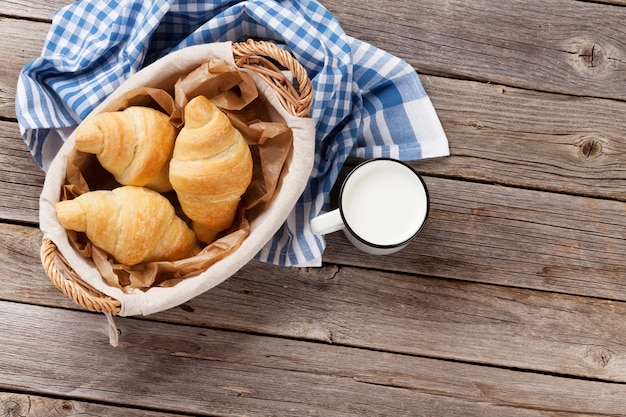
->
311, 158, 430, 255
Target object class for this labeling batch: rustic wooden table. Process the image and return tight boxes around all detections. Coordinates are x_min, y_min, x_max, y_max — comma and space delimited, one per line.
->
2, 0, 626, 415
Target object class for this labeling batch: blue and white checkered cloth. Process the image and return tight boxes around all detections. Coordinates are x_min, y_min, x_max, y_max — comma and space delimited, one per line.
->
17, 0, 449, 267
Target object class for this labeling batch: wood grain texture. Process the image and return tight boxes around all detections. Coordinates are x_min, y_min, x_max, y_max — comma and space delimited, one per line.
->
323, 175, 626, 300
322, 0, 626, 99
2, 301, 626, 416
3, 223, 626, 383
419, 75, 626, 200
0, 0, 64, 20
0, 392, 186, 417
0, 121, 44, 224
0, 17, 49, 119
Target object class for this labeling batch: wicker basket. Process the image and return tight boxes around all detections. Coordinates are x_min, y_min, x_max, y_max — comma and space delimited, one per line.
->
40, 39, 314, 316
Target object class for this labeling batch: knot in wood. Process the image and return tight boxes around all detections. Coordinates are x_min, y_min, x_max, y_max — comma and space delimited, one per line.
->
578, 138, 602, 159
2, 399, 29, 417
581, 345, 613, 369
466, 120, 487, 130
575, 42, 607, 73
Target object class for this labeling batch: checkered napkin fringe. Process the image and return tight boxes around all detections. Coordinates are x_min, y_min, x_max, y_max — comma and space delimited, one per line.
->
16, 0, 449, 266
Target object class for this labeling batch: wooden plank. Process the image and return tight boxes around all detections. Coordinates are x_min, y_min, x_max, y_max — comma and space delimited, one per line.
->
324, 175, 626, 299
4, 223, 626, 383
419, 75, 626, 200
0, 120, 45, 224
0, 392, 186, 417
155, 262, 626, 383
0, 0, 66, 21
324, 0, 626, 100
0, 225, 53, 306
0, 17, 49, 119
2, 301, 626, 416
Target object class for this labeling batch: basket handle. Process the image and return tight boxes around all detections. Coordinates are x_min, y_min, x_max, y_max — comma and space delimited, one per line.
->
232, 39, 314, 118
41, 40, 313, 315
41, 238, 122, 314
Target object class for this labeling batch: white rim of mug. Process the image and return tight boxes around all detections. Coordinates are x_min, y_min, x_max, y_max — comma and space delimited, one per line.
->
338, 158, 430, 250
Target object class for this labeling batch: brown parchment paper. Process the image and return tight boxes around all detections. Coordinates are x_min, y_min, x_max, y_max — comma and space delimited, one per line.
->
59, 58, 293, 292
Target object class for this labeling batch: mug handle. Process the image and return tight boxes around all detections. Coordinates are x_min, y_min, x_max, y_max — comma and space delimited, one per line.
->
310, 209, 345, 235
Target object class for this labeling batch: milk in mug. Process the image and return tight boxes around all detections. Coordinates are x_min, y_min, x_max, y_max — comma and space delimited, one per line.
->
341, 159, 428, 246
311, 158, 430, 255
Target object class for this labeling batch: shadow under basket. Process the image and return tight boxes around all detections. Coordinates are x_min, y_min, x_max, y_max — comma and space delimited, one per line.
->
39, 39, 315, 318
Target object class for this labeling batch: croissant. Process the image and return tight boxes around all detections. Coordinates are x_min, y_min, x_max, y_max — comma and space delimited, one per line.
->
55, 186, 198, 266
74, 106, 176, 192
169, 96, 253, 243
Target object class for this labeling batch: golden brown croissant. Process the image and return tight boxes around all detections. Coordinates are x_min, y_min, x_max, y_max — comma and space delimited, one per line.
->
74, 106, 176, 192
55, 186, 198, 266
169, 96, 253, 243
